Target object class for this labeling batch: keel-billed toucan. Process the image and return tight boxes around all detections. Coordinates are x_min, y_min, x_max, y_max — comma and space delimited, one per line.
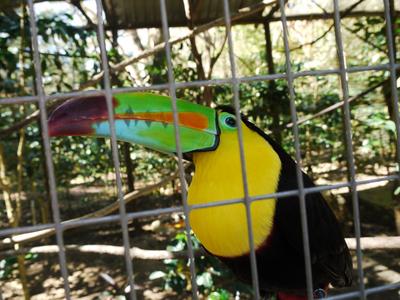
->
48, 93, 352, 299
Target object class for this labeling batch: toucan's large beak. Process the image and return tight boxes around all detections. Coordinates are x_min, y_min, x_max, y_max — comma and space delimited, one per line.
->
48, 93, 219, 154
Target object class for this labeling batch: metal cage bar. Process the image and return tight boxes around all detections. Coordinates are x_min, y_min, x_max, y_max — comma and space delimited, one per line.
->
332, 1, 366, 298
26, 0, 72, 299
383, 0, 400, 166
326, 281, 400, 300
2, 63, 400, 106
222, 0, 261, 298
0, 1, 399, 299
159, 0, 200, 298
1, 174, 399, 239
278, 0, 314, 299
93, 0, 137, 299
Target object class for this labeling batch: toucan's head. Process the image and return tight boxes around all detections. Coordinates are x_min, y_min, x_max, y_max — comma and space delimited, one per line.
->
48, 92, 242, 157
49, 92, 282, 259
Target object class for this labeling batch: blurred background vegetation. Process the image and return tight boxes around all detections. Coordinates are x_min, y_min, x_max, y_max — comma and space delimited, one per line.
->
0, 0, 399, 299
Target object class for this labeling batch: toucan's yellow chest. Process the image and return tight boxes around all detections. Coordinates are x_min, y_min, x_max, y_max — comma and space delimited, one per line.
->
188, 124, 281, 257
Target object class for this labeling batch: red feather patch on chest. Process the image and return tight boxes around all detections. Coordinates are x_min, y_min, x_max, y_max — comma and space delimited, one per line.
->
277, 292, 307, 300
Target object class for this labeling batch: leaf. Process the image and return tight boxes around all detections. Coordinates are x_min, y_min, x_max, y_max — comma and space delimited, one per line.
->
196, 272, 213, 288
384, 120, 396, 133
394, 186, 400, 196
149, 271, 166, 280
24, 252, 38, 260
208, 289, 230, 300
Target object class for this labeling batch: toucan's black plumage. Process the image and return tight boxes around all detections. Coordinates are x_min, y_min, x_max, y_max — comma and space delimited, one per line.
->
217, 107, 352, 295
48, 93, 353, 299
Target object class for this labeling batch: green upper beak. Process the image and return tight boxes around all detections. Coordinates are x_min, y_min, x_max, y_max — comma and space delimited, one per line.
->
48, 92, 219, 154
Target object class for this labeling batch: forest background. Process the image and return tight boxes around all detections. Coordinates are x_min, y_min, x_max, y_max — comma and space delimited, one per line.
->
0, 0, 399, 299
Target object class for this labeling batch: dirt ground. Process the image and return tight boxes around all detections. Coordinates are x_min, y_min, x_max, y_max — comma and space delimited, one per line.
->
1, 180, 400, 300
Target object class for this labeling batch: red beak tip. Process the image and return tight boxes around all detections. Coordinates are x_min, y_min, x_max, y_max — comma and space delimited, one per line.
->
46, 95, 109, 137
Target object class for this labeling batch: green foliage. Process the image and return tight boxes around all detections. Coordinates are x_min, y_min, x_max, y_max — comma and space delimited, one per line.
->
1, 4, 399, 298
51, 137, 113, 185
149, 232, 252, 298
0, 6, 173, 209
0, 9, 96, 95
394, 186, 400, 196
0, 253, 38, 279
239, 80, 291, 144
0, 7, 104, 202
347, 17, 394, 65
0, 257, 17, 279
208, 289, 231, 300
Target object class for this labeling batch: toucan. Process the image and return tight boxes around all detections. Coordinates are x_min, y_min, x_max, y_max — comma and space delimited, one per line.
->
48, 92, 352, 299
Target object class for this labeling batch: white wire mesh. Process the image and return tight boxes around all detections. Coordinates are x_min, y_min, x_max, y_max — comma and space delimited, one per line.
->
0, 0, 399, 299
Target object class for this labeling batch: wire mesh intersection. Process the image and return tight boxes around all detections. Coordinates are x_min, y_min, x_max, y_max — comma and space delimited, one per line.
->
0, 0, 399, 299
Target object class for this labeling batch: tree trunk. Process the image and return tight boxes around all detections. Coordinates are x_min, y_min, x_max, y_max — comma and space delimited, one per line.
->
28, 37, 51, 224
264, 21, 282, 144
123, 143, 135, 192
184, 0, 215, 105
384, 0, 400, 234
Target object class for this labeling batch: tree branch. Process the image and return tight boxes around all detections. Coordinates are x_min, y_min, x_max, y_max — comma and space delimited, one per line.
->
0, 170, 180, 248
0, 244, 205, 260
0, 98, 66, 139
22, 48, 98, 59
79, 0, 277, 90
285, 80, 385, 128
1, 237, 400, 260
208, 33, 228, 78
70, 0, 96, 29
345, 236, 400, 250
342, 22, 387, 54
268, 10, 399, 23
289, 0, 366, 52
0, 0, 277, 138
290, 23, 334, 51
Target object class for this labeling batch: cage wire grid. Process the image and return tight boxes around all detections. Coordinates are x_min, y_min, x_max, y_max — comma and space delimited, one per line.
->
0, 0, 399, 299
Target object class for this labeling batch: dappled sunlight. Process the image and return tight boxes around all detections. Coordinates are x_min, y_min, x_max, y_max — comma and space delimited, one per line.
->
1, 0, 399, 299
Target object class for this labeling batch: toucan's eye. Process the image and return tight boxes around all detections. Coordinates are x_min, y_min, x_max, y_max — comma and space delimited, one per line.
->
225, 116, 236, 128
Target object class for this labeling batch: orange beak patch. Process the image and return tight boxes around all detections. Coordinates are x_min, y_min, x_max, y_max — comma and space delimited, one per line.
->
114, 112, 209, 131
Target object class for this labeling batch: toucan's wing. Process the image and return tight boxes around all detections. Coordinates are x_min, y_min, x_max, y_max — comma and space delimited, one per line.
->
243, 119, 352, 287
276, 169, 353, 287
